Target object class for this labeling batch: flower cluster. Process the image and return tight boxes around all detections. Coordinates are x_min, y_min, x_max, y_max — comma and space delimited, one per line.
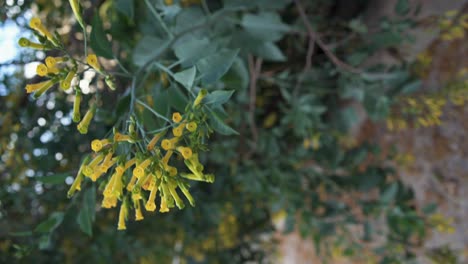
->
19, 17, 116, 135
67, 90, 214, 230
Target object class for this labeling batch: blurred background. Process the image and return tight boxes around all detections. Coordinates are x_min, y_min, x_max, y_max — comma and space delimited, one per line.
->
0, 0, 467, 263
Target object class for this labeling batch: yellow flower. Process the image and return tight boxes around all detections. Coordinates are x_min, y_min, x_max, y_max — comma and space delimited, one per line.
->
186, 122, 197, 132
91, 139, 110, 152
177, 181, 195, 206
172, 112, 182, 123
36, 63, 48, 77
177, 146, 192, 160
172, 123, 185, 137
132, 158, 152, 179
33, 79, 59, 98
67, 156, 90, 198
18, 37, 48, 50
147, 131, 166, 151
117, 201, 128, 230
124, 158, 136, 171
86, 54, 102, 72
162, 150, 173, 166
193, 89, 208, 107
77, 105, 96, 134
73, 89, 82, 122
82, 153, 104, 177
25, 79, 55, 94
134, 198, 144, 221
145, 178, 158, 211
111, 166, 126, 196
61, 69, 76, 91
167, 166, 178, 176
164, 0, 174, 6
29, 17, 58, 46
161, 137, 179, 150
167, 182, 185, 209
114, 132, 133, 142
160, 197, 169, 213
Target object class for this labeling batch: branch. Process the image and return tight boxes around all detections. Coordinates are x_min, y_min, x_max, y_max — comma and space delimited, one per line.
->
293, 0, 361, 74
246, 55, 262, 157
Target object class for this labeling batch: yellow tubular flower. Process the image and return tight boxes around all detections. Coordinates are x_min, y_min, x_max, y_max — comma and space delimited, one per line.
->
111, 166, 125, 196
117, 201, 128, 230
168, 182, 185, 209
36, 63, 48, 77
164, 0, 174, 6
145, 180, 158, 211
186, 122, 197, 132
193, 89, 208, 107
86, 54, 102, 72
124, 158, 136, 171
73, 89, 82, 122
147, 131, 166, 151
29, 17, 58, 46
103, 172, 118, 197
45, 56, 67, 68
69, 0, 85, 29
114, 132, 133, 142
172, 123, 185, 137
161, 137, 179, 150
25, 79, 55, 94
177, 146, 193, 160
18, 37, 48, 50
166, 166, 178, 177
133, 158, 152, 178
82, 153, 104, 177
177, 181, 195, 207
33, 79, 59, 98
172, 112, 182, 123
77, 105, 96, 134
67, 156, 90, 198
61, 69, 76, 91
162, 150, 173, 166
134, 198, 144, 221
101, 196, 117, 209
159, 185, 170, 213
91, 139, 111, 152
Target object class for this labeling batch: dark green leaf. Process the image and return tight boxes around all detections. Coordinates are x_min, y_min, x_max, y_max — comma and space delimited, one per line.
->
90, 13, 114, 59
37, 173, 68, 184
241, 12, 290, 42
174, 67, 196, 89
250, 42, 286, 62
35, 212, 64, 233
77, 186, 96, 236
196, 49, 239, 84
132, 36, 167, 66
207, 108, 239, 135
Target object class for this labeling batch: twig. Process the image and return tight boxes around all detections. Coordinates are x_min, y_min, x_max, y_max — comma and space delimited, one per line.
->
247, 55, 262, 156
136, 99, 172, 124
293, 31, 315, 99
293, 0, 361, 74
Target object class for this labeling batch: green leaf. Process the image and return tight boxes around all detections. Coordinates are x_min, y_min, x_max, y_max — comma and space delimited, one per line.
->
77, 187, 96, 236
241, 12, 290, 42
196, 49, 239, 84
174, 67, 196, 90
381, 183, 399, 204
222, 57, 249, 90
115, 0, 134, 19
168, 84, 188, 112
203, 90, 235, 106
38, 234, 52, 250
37, 173, 68, 184
9, 231, 33, 237
35, 212, 64, 233
90, 13, 114, 59
251, 42, 286, 62
173, 36, 213, 66
132, 36, 166, 66
207, 108, 239, 135
400, 80, 421, 94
